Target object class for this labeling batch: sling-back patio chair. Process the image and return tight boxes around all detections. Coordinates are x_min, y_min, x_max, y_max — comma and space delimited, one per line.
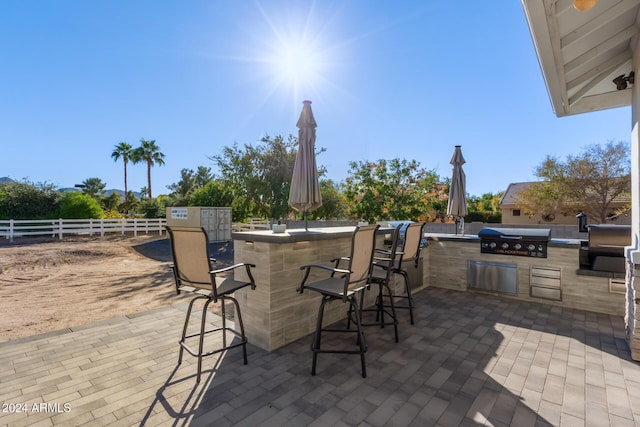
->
357, 223, 404, 342
298, 224, 379, 378
381, 222, 426, 325
338, 224, 402, 343
167, 226, 256, 383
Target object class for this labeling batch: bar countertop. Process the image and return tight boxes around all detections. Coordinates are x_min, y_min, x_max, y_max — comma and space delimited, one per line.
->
232, 228, 582, 247
232, 226, 394, 243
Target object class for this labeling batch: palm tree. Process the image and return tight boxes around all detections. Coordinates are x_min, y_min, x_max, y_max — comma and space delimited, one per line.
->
111, 142, 133, 215
132, 139, 165, 199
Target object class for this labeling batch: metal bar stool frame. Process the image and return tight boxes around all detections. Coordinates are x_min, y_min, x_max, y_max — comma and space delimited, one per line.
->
380, 222, 426, 325
364, 224, 404, 341
167, 226, 256, 383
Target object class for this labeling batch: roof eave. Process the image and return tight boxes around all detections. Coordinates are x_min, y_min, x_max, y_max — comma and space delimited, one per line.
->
521, 0, 568, 116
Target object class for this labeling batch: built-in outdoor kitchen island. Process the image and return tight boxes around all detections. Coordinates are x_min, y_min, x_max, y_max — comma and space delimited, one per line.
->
232, 226, 627, 352
423, 229, 626, 317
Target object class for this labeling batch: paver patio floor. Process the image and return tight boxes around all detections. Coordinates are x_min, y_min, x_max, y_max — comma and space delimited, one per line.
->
1, 287, 639, 426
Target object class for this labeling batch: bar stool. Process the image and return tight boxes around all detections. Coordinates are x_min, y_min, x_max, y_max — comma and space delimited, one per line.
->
167, 226, 256, 383
298, 224, 379, 378
382, 222, 426, 325
348, 224, 403, 343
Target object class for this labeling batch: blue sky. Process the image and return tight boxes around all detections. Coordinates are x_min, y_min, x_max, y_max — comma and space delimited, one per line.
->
0, 1, 631, 198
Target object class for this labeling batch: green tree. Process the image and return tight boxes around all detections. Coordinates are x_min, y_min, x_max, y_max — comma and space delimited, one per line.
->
111, 141, 133, 215
167, 166, 213, 206
59, 192, 103, 219
80, 177, 106, 198
343, 158, 442, 223
310, 179, 348, 220
517, 141, 630, 223
194, 166, 213, 188
0, 180, 60, 219
132, 139, 165, 199
190, 180, 234, 207
156, 195, 171, 218
138, 199, 162, 218
467, 192, 503, 223
210, 135, 310, 221
101, 192, 121, 212
123, 191, 139, 213
139, 186, 148, 200
418, 175, 449, 222
167, 168, 196, 205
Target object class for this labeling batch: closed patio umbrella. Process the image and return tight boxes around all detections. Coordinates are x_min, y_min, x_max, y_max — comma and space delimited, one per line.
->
447, 145, 468, 234
288, 100, 322, 230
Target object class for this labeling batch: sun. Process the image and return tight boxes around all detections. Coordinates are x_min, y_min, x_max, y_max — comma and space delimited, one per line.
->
266, 30, 328, 104
273, 41, 318, 85
224, 1, 365, 119
245, 2, 339, 107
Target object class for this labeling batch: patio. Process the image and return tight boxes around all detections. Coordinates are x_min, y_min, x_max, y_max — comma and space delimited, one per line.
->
1, 287, 638, 426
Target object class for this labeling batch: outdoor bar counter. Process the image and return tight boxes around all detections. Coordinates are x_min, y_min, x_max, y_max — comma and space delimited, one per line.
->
232, 228, 626, 352
231, 226, 388, 351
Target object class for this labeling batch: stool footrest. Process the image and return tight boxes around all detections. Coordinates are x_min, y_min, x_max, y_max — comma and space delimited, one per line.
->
179, 327, 247, 358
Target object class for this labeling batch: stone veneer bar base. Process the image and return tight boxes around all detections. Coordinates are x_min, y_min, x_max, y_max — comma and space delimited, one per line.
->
231, 227, 387, 352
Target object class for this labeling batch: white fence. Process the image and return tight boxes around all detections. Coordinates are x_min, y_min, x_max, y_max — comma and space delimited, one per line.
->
0, 218, 166, 242
231, 218, 270, 232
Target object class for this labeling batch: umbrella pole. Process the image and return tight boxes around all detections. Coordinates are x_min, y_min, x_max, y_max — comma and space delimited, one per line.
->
304, 211, 308, 231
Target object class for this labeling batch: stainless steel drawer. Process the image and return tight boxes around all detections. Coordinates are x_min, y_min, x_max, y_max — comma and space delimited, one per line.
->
531, 285, 562, 301
530, 266, 561, 301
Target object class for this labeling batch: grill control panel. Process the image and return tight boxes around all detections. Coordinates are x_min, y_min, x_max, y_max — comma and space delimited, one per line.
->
480, 239, 547, 258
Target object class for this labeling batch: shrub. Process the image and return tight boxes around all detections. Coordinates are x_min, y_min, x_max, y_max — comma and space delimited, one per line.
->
59, 192, 103, 219
138, 199, 163, 218
102, 209, 122, 219
465, 211, 501, 223
0, 181, 60, 219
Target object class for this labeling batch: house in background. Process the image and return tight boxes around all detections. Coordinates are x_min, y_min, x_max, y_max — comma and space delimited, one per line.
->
500, 181, 631, 225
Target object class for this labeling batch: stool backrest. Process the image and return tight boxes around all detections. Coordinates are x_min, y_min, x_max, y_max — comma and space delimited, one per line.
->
345, 224, 379, 294
167, 226, 216, 295
401, 222, 426, 267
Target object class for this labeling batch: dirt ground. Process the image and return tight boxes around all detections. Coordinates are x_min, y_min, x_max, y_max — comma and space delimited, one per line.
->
0, 234, 234, 342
